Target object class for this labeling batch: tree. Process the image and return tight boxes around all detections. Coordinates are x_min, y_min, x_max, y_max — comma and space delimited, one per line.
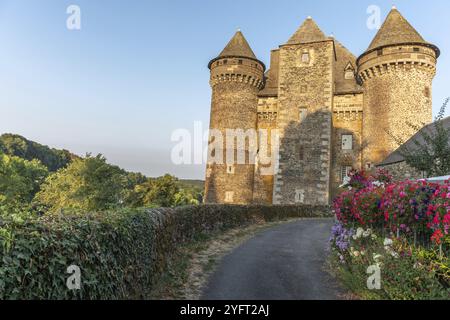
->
396, 99, 450, 177
33, 154, 128, 213
127, 174, 202, 208
0, 153, 48, 208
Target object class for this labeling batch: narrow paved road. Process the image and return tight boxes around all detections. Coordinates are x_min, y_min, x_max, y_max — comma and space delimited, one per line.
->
201, 218, 344, 300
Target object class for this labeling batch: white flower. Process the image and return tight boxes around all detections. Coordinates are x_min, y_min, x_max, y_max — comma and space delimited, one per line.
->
339, 176, 351, 188
363, 229, 372, 238
372, 180, 385, 188
351, 250, 360, 257
353, 228, 364, 240
371, 234, 377, 240
383, 238, 393, 246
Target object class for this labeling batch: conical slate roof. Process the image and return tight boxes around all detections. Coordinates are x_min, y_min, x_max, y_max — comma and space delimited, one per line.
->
286, 17, 327, 44
366, 8, 431, 52
218, 31, 257, 59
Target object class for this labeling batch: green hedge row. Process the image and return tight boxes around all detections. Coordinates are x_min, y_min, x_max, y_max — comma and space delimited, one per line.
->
0, 205, 330, 299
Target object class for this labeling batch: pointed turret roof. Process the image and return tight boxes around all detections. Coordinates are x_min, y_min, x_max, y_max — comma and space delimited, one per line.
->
366, 7, 438, 55
218, 30, 257, 59
286, 17, 328, 44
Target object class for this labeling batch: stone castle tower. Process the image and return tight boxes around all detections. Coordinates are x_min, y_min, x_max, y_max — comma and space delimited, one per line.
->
204, 7, 439, 205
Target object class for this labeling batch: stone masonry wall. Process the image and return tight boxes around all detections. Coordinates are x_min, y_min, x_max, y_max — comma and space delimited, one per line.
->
273, 40, 334, 205
331, 93, 363, 198
253, 97, 278, 204
378, 161, 424, 181
205, 82, 259, 204
358, 45, 436, 167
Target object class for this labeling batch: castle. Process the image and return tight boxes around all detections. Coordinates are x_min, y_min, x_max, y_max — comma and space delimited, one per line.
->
204, 7, 439, 205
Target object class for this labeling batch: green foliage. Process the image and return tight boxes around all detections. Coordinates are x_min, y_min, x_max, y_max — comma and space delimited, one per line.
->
0, 153, 48, 208
129, 174, 202, 208
0, 134, 76, 172
34, 155, 128, 213
0, 204, 330, 299
331, 239, 449, 300
397, 99, 450, 177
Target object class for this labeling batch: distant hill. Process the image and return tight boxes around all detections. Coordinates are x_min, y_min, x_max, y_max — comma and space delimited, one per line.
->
179, 179, 204, 190
0, 134, 79, 171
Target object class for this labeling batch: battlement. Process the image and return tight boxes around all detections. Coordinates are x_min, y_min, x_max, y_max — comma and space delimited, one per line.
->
358, 44, 437, 82
209, 57, 264, 89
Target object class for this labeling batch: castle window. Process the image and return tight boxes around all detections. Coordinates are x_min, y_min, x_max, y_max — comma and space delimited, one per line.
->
299, 107, 308, 123
298, 145, 304, 161
294, 189, 305, 204
413, 47, 420, 52
223, 59, 228, 65
226, 165, 235, 174
424, 86, 430, 98
341, 166, 352, 182
341, 134, 353, 150
366, 162, 372, 170
225, 191, 234, 203
377, 49, 383, 56
238, 59, 243, 65
344, 70, 354, 80
301, 53, 310, 63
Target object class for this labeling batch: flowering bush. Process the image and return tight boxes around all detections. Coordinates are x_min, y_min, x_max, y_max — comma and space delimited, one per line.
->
334, 169, 450, 247
330, 169, 449, 299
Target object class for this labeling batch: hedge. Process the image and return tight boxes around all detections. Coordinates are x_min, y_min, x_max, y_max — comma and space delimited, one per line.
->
0, 204, 330, 299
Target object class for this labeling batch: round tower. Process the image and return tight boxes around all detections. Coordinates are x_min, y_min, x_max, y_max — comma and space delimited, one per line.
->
357, 7, 439, 167
204, 30, 265, 204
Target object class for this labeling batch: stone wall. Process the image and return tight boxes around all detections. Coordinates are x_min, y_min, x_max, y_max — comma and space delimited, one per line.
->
331, 93, 363, 197
358, 45, 437, 166
205, 56, 264, 204
378, 161, 424, 181
273, 40, 334, 205
253, 96, 278, 204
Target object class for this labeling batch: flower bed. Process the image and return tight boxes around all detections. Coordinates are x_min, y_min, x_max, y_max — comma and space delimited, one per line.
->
330, 170, 450, 299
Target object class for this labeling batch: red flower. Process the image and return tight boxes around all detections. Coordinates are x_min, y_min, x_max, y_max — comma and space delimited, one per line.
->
431, 230, 444, 245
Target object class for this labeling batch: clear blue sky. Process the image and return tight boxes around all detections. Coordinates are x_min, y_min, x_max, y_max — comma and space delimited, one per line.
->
0, 0, 448, 179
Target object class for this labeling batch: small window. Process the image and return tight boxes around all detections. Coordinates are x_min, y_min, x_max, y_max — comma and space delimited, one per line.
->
294, 189, 305, 204
226, 165, 235, 174
299, 107, 308, 122
424, 87, 430, 98
413, 47, 420, 52
341, 166, 352, 182
366, 162, 372, 170
341, 134, 353, 150
238, 59, 243, 65
344, 70, 354, 80
225, 191, 234, 203
301, 53, 310, 63
223, 59, 228, 65
377, 49, 383, 56
298, 145, 304, 161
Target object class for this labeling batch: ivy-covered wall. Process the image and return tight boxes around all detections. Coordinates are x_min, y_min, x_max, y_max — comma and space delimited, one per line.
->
0, 205, 330, 299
